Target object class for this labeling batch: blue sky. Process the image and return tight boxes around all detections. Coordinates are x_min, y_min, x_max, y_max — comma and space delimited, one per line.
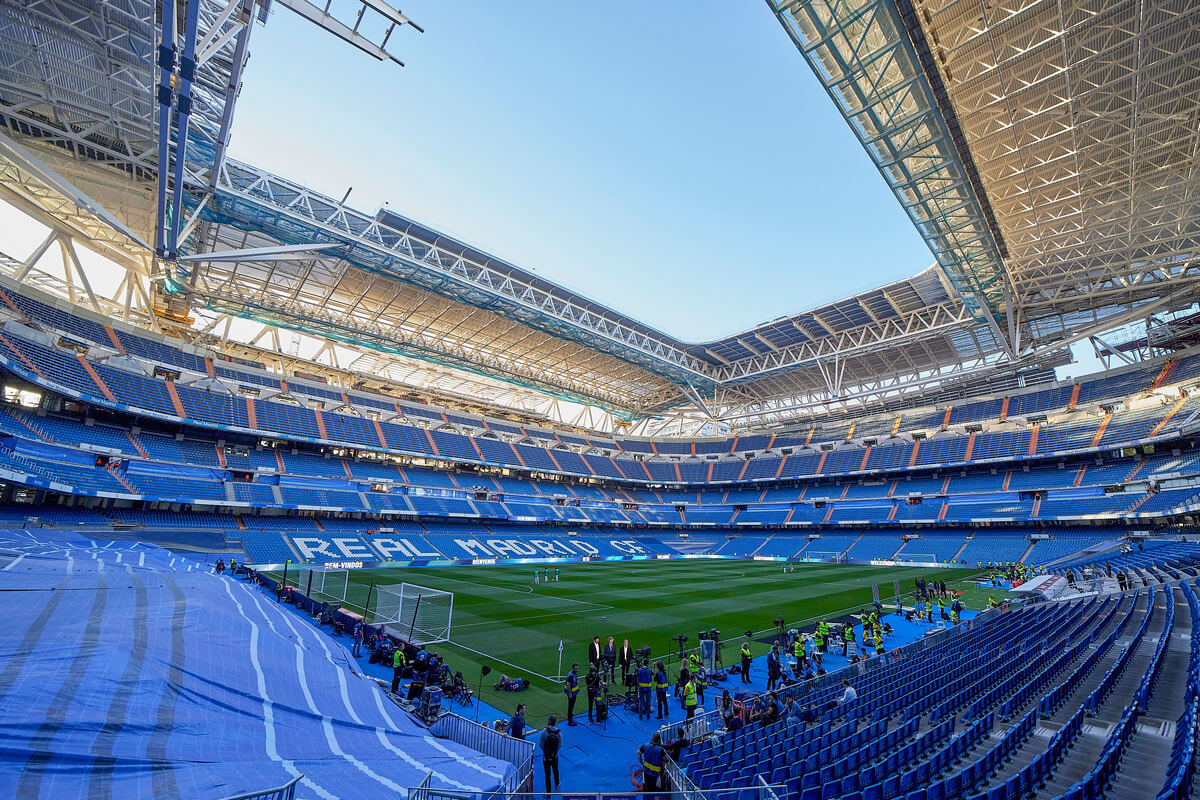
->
227, 1, 936, 342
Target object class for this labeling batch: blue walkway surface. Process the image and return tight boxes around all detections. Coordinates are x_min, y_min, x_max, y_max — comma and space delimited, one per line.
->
323, 589, 978, 794
0, 529, 514, 800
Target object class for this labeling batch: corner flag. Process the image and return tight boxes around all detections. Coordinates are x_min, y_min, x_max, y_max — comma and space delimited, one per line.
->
558, 640, 563, 653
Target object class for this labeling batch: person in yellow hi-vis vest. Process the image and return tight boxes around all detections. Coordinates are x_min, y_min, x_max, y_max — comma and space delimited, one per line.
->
683, 675, 699, 720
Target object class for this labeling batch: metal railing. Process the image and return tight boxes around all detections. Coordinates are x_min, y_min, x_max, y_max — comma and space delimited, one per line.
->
217, 775, 301, 800
409, 791, 784, 800
656, 707, 721, 743
665, 753, 705, 799
428, 712, 534, 795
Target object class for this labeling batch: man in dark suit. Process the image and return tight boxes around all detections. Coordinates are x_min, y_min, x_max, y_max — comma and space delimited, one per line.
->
618, 639, 633, 684
588, 635, 602, 671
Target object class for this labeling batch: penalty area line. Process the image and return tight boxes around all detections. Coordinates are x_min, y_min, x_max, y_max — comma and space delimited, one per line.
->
426, 572, 614, 610
445, 639, 562, 683
454, 607, 600, 629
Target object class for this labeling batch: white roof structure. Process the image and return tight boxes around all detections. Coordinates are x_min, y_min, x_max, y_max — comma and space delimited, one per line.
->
0, 0, 1196, 433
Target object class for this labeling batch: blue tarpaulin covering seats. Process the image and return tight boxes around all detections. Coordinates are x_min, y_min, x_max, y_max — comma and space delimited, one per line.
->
0, 529, 515, 799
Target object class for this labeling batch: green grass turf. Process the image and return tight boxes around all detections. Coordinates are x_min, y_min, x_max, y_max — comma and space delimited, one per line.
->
276, 560, 1011, 724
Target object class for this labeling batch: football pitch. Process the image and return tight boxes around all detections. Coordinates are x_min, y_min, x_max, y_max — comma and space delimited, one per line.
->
279, 559, 992, 722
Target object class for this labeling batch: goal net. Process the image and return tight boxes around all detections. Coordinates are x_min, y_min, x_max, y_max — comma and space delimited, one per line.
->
372, 583, 454, 646
806, 551, 843, 563
898, 553, 940, 565
295, 567, 349, 603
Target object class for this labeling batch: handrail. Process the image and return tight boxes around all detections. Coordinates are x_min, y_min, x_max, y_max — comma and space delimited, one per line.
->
428, 712, 534, 796
217, 775, 302, 800
664, 752, 704, 800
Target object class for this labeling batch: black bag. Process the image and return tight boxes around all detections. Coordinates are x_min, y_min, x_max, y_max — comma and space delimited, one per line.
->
596, 700, 608, 722
542, 728, 562, 759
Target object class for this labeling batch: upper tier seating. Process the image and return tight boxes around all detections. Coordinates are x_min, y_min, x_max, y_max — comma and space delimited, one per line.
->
2, 283, 1199, 488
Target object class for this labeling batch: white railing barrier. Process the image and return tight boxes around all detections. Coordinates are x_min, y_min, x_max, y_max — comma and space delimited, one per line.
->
217, 776, 301, 800
428, 712, 535, 795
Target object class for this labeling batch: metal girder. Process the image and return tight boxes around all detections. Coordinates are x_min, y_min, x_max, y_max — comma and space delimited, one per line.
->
272, 0, 422, 67
208, 159, 716, 388
0, 0, 255, 185
913, 0, 1200, 349
715, 300, 974, 382
0, 133, 153, 271
0, 0, 157, 174
767, 0, 1013, 340
712, 350, 1024, 428
180, 241, 688, 415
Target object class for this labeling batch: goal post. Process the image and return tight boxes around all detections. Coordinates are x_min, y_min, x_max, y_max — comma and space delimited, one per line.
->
294, 566, 349, 604
897, 553, 940, 565
805, 551, 843, 563
371, 583, 454, 646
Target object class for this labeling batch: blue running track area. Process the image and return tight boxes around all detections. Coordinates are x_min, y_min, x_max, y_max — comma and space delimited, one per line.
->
0, 529, 515, 799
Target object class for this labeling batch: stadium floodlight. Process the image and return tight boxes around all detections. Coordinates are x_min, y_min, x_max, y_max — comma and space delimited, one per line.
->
371, 583, 453, 646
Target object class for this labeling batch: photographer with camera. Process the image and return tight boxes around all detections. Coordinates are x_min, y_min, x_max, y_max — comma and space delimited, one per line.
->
586, 663, 601, 723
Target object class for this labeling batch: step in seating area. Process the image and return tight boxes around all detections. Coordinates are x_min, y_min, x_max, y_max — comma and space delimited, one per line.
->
676, 567, 1200, 800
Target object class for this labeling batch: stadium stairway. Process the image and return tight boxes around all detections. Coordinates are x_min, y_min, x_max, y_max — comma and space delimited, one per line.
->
1104, 583, 1191, 798
965, 591, 1151, 797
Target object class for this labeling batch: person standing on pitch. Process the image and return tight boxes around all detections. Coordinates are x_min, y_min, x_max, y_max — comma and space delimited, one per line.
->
636, 659, 653, 720
619, 638, 633, 683
602, 636, 617, 682
351, 621, 363, 657
533, 569, 539, 586
555, 568, 560, 582
654, 660, 670, 720
588, 635, 602, 672
539, 715, 562, 792
564, 663, 580, 726
740, 638, 752, 683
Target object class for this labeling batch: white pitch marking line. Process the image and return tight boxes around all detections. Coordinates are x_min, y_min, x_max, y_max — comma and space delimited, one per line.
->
411, 572, 613, 609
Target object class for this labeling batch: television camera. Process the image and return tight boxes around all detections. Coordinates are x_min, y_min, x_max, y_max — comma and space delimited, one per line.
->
673, 634, 689, 661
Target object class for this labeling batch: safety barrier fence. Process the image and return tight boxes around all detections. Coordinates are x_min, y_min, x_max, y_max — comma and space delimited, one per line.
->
428, 712, 535, 795
217, 776, 301, 800
407, 789, 785, 800
664, 752, 702, 798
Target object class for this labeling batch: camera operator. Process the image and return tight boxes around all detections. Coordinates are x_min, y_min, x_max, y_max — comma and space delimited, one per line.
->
586, 664, 602, 724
